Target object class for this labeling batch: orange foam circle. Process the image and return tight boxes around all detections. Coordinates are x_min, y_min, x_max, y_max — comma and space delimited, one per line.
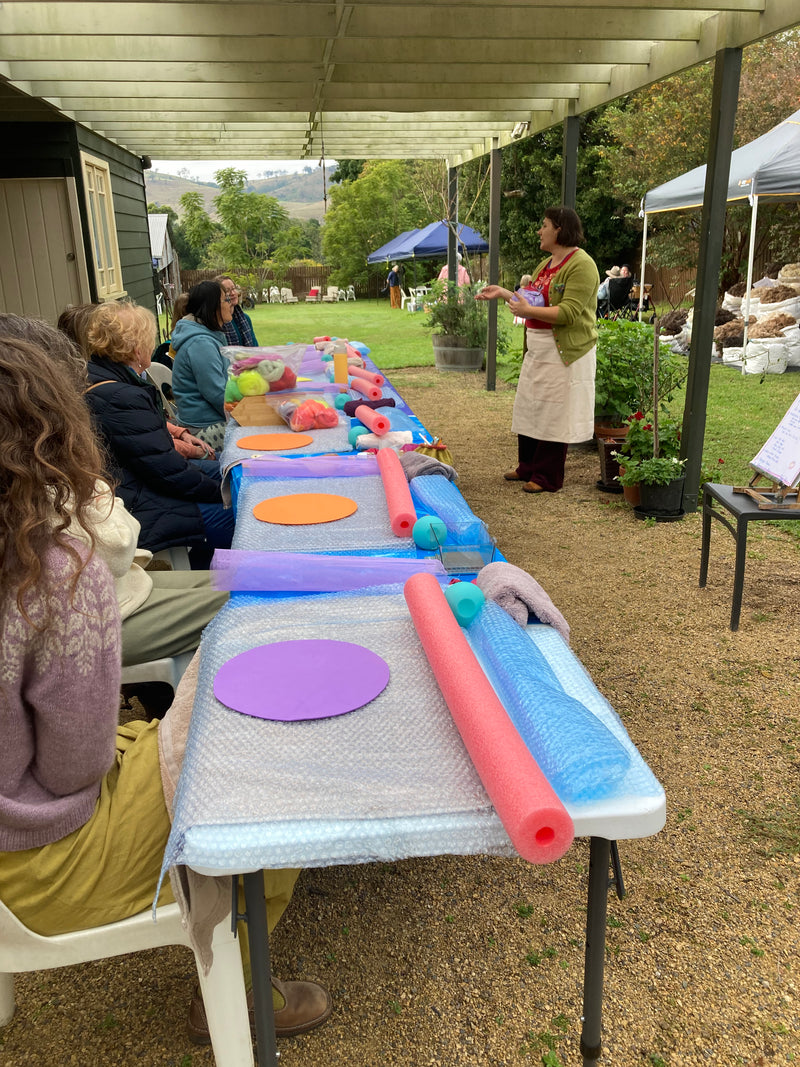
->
253, 492, 358, 526
237, 433, 314, 451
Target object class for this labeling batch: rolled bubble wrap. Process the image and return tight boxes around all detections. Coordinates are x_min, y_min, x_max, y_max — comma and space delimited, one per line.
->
377, 447, 417, 536
468, 601, 631, 803
355, 403, 390, 436
403, 572, 574, 864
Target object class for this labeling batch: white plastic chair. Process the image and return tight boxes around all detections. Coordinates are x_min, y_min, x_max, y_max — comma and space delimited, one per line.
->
0, 897, 254, 1067
268, 286, 280, 303
400, 288, 416, 312
152, 546, 191, 571
336, 286, 348, 302
345, 285, 356, 301
120, 649, 194, 692
146, 363, 178, 419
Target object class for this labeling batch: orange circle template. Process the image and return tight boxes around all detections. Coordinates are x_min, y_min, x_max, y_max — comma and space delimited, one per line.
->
237, 433, 314, 451
253, 492, 358, 526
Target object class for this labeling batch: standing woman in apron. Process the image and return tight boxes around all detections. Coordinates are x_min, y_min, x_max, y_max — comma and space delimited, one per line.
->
478, 206, 599, 494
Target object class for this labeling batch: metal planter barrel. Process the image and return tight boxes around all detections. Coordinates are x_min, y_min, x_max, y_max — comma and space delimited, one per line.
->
432, 335, 484, 372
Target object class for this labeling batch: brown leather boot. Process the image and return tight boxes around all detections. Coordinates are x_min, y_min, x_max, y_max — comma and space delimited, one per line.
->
187, 978, 332, 1045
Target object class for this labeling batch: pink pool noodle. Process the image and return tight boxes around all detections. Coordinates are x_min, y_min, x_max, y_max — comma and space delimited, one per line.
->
402, 572, 575, 864
355, 403, 390, 436
350, 377, 382, 401
376, 447, 417, 536
349, 366, 385, 388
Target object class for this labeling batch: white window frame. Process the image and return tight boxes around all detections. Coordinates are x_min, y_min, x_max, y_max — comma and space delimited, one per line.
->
80, 152, 125, 300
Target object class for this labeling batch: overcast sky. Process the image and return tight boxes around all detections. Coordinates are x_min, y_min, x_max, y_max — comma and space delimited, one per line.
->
152, 159, 336, 182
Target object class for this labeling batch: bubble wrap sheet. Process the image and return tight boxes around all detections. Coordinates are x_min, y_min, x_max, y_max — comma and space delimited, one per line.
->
233, 474, 417, 555
162, 588, 665, 879
220, 418, 352, 477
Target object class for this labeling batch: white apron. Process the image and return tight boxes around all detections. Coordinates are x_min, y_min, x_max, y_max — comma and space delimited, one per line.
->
511, 329, 596, 443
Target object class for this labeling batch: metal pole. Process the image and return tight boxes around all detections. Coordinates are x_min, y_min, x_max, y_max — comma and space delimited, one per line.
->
447, 164, 458, 281
242, 871, 279, 1067
639, 211, 648, 320
740, 194, 759, 372
561, 114, 580, 209
681, 46, 742, 514
486, 139, 501, 391
580, 837, 611, 1065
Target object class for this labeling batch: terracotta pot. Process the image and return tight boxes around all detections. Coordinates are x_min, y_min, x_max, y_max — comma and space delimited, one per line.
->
594, 420, 629, 443
618, 465, 640, 506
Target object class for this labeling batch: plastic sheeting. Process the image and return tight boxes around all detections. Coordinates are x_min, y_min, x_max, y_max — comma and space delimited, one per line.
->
161, 587, 665, 879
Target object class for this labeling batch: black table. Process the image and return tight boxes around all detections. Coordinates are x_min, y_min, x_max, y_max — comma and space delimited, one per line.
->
699, 482, 800, 630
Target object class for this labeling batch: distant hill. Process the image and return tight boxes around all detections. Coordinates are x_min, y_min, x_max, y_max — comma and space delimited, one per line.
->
145, 169, 328, 222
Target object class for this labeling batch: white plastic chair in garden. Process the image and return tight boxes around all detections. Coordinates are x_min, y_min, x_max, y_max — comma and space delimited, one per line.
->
0, 896, 254, 1066
269, 286, 280, 303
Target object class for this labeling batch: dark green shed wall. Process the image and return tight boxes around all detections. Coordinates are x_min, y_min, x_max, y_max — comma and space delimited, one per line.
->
0, 121, 156, 315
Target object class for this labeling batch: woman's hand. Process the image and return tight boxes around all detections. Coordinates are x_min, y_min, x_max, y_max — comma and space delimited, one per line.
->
476, 285, 512, 302
184, 432, 215, 459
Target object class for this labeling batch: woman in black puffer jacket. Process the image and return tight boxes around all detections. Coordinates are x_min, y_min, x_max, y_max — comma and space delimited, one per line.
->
85, 301, 233, 566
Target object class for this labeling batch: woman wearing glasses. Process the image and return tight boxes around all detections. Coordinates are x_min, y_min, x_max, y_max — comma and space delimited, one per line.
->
216, 274, 259, 347
171, 280, 235, 452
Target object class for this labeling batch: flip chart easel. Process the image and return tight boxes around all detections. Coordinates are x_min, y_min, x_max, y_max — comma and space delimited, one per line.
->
734, 392, 800, 509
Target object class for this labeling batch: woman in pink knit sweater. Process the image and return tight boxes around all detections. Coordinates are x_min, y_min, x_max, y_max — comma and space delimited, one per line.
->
0, 337, 331, 1045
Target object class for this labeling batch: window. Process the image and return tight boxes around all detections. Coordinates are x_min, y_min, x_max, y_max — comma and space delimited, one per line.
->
80, 152, 124, 299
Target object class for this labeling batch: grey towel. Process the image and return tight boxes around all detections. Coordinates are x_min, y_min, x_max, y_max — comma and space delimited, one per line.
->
399, 449, 458, 482
475, 561, 570, 643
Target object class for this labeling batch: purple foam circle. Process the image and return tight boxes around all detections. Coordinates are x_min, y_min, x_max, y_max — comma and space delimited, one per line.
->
213, 639, 391, 722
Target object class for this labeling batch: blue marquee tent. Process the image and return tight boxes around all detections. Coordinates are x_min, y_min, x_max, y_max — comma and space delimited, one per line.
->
367, 221, 488, 264
366, 229, 420, 265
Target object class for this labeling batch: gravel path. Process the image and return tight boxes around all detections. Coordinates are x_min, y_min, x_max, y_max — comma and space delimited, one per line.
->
3, 369, 799, 1066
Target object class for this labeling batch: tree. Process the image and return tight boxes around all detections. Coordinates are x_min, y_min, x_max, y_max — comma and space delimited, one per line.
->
330, 160, 365, 184
178, 191, 218, 266
599, 28, 800, 283
321, 160, 434, 285
459, 110, 639, 282
206, 167, 289, 271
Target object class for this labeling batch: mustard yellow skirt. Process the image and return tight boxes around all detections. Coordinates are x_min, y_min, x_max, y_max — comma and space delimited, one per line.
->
0, 718, 299, 991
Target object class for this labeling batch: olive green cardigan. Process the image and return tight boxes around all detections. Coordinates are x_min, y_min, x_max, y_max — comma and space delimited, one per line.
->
530, 248, 600, 365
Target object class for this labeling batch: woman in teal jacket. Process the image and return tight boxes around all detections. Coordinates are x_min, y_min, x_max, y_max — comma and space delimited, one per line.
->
171, 281, 234, 451
478, 206, 599, 494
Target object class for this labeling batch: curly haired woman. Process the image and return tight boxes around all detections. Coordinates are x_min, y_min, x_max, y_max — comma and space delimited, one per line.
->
0, 336, 331, 1045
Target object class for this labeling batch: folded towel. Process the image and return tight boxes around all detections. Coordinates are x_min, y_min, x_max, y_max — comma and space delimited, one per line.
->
474, 561, 570, 642
399, 449, 458, 483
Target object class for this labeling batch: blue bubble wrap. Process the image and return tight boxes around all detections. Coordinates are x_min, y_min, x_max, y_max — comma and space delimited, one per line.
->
467, 602, 633, 803
219, 418, 352, 476
409, 475, 490, 546
233, 474, 417, 555
161, 587, 664, 882
162, 587, 509, 876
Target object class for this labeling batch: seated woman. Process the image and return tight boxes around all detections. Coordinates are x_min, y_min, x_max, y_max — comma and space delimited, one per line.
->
56, 303, 212, 463
85, 300, 233, 568
0, 311, 227, 672
171, 281, 233, 452
216, 274, 259, 347
0, 336, 331, 1042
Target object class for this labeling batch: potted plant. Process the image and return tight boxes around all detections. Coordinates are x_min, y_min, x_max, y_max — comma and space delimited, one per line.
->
594, 320, 686, 437
423, 280, 488, 371
613, 329, 687, 519
613, 412, 681, 507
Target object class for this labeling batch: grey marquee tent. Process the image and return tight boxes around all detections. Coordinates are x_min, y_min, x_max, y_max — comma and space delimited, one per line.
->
639, 109, 800, 345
